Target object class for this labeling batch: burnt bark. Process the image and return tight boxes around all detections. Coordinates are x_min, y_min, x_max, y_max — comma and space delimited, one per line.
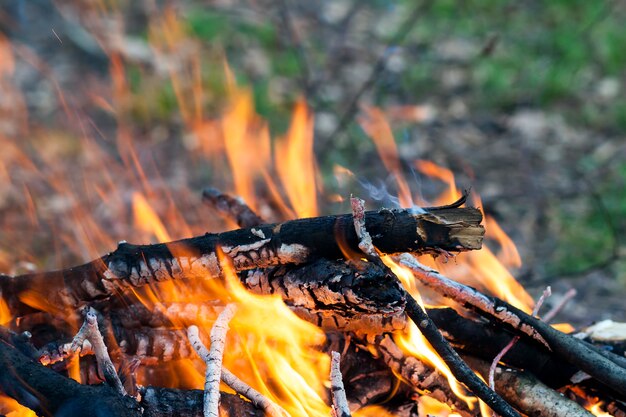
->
1, 205, 483, 317
0, 334, 141, 417
465, 357, 594, 417
202, 187, 265, 228
139, 387, 267, 417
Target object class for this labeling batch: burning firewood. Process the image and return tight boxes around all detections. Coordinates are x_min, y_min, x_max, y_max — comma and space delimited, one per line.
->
2, 189, 624, 417
0, 199, 483, 318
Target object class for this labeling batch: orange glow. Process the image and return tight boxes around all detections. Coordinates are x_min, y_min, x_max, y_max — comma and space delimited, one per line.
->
358, 105, 413, 207
414, 160, 458, 206
275, 98, 318, 218
382, 255, 477, 410
0, 395, 36, 417
0, 296, 10, 325
588, 402, 614, 417
132, 192, 172, 242
551, 322, 575, 333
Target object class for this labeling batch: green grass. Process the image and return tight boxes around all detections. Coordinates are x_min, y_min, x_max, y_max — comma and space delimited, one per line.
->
399, 0, 626, 130
549, 162, 626, 276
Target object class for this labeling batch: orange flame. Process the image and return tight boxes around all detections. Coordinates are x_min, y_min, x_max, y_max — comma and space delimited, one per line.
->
132, 192, 172, 242
588, 402, 614, 417
275, 98, 318, 218
0, 395, 36, 417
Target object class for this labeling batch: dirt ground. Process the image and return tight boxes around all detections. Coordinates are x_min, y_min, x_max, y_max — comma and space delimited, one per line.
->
1, 0, 625, 327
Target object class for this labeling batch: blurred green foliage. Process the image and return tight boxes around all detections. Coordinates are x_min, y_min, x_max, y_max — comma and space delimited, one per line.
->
549, 162, 626, 276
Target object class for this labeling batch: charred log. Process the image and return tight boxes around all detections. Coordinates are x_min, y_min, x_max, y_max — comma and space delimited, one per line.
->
0, 204, 483, 317
0, 331, 141, 417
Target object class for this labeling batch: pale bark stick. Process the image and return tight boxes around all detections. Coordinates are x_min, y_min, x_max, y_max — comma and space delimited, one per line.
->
71, 307, 126, 396
220, 368, 289, 417
187, 304, 237, 417
466, 357, 594, 417
330, 351, 351, 417
396, 254, 626, 397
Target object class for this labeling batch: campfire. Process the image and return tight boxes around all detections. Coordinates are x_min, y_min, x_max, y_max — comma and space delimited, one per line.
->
1, 6, 625, 417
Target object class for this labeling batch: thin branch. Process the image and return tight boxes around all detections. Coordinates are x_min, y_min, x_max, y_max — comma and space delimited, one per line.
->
71, 307, 126, 396
330, 351, 351, 417
396, 254, 626, 397
202, 187, 264, 228
220, 368, 290, 417
187, 304, 237, 417
489, 287, 551, 392
402, 292, 521, 417
187, 313, 288, 417
466, 357, 594, 417
543, 288, 577, 323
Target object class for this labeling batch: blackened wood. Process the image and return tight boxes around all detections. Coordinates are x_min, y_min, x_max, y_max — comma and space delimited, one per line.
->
465, 357, 594, 417
0, 205, 483, 317
202, 187, 265, 228
139, 387, 267, 417
399, 256, 626, 399
403, 293, 521, 417
370, 334, 476, 416
0, 331, 141, 417
428, 308, 577, 387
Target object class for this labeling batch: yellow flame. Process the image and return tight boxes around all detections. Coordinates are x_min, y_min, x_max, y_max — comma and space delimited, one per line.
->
417, 396, 464, 417
0, 395, 36, 417
0, 296, 10, 325
382, 255, 477, 410
132, 192, 172, 242
588, 402, 614, 417
275, 98, 318, 218
216, 251, 330, 417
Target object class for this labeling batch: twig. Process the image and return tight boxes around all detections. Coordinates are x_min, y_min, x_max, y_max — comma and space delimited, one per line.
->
0, 332, 141, 416
187, 304, 237, 417
330, 351, 352, 417
543, 288, 576, 323
402, 293, 521, 417
221, 368, 290, 417
202, 187, 264, 228
488, 287, 551, 415
350, 197, 376, 258
71, 307, 126, 396
396, 254, 626, 397
350, 198, 520, 417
